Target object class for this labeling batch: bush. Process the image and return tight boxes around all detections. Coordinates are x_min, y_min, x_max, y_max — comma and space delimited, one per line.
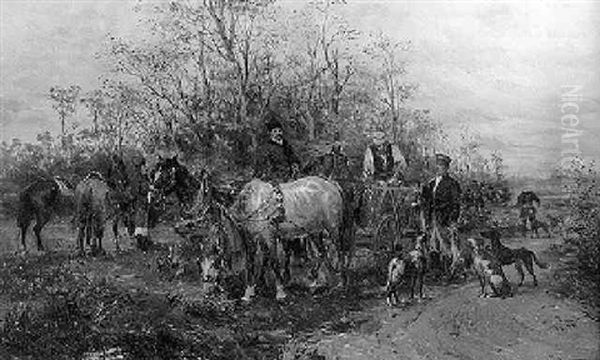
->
559, 163, 600, 310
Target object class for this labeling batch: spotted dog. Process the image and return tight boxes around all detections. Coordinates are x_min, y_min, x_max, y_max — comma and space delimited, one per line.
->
386, 234, 427, 306
467, 237, 513, 298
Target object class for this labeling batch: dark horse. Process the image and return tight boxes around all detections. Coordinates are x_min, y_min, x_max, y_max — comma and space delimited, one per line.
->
17, 176, 74, 251
148, 156, 246, 280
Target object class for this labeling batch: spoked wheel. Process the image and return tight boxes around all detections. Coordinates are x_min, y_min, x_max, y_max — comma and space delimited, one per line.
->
373, 214, 403, 283
374, 214, 400, 255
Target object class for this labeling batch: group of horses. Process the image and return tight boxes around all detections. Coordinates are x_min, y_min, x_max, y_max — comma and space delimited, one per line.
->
14, 150, 544, 303
15, 153, 358, 302
148, 155, 357, 301
17, 154, 148, 254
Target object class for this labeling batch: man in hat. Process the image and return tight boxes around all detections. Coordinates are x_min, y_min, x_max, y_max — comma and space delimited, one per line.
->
420, 153, 462, 276
362, 130, 407, 182
254, 113, 300, 183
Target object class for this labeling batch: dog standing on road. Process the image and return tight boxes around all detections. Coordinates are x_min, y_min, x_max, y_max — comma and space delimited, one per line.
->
386, 234, 427, 306
480, 229, 548, 286
467, 237, 513, 298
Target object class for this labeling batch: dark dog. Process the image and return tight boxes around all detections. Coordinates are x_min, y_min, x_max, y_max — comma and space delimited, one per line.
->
480, 229, 548, 286
530, 219, 551, 238
467, 237, 513, 298
386, 234, 427, 306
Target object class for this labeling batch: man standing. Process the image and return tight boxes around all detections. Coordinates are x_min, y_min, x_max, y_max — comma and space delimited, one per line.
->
254, 114, 300, 183
363, 131, 407, 182
517, 190, 540, 237
420, 153, 462, 275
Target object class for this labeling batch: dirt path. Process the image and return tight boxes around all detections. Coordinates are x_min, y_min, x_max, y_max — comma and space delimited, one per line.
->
1, 218, 598, 360
288, 236, 599, 360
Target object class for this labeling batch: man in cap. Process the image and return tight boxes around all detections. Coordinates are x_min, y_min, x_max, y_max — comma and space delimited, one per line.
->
420, 153, 462, 276
362, 130, 407, 182
254, 113, 300, 183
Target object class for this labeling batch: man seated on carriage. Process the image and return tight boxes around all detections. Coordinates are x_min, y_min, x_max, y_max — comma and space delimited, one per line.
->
420, 153, 462, 277
362, 130, 407, 183
360, 130, 408, 228
253, 113, 300, 184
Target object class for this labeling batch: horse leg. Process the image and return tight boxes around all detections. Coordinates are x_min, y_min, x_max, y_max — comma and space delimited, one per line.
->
266, 235, 288, 301
86, 218, 93, 251
17, 215, 31, 252
418, 272, 425, 300
96, 222, 104, 255
77, 224, 86, 255
33, 212, 51, 252
112, 217, 120, 253
281, 239, 293, 285
524, 255, 537, 286
515, 261, 525, 286
242, 240, 263, 302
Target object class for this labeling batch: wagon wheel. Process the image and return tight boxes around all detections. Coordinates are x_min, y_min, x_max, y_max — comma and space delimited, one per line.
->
373, 214, 400, 255
373, 214, 403, 282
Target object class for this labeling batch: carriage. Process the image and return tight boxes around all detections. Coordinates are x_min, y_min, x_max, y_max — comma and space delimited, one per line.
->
353, 179, 424, 265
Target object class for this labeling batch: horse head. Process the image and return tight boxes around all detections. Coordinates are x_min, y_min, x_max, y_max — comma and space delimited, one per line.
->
196, 205, 245, 284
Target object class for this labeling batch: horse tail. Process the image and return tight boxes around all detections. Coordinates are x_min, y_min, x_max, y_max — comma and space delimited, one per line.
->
530, 250, 548, 269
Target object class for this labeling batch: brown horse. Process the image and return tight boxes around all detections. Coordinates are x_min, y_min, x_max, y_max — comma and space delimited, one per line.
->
74, 172, 135, 254
231, 176, 346, 301
16, 177, 74, 251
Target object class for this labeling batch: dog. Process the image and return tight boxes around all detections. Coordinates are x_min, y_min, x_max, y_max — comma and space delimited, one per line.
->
480, 229, 548, 286
466, 237, 513, 298
530, 219, 551, 238
386, 234, 427, 306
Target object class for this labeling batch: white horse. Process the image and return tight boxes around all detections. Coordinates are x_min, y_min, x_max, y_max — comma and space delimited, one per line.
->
231, 176, 345, 301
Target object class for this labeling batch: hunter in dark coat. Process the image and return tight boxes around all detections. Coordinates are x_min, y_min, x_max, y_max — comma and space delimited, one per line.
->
420, 153, 462, 275
254, 115, 300, 183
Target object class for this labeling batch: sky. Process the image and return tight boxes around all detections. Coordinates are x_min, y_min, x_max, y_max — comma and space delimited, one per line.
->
1, 0, 599, 177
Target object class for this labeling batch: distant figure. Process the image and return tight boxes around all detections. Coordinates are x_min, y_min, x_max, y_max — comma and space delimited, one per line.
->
362, 130, 407, 182
254, 113, 300, 183
516, 190, 540, 237
420, 153, 462, 275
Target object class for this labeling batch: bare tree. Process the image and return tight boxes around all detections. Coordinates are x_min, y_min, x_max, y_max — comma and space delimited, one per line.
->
49, 85, 81, 149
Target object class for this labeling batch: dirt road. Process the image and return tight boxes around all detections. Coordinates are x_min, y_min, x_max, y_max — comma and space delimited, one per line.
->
0, 217, 598, 360
288, 236, 599, 360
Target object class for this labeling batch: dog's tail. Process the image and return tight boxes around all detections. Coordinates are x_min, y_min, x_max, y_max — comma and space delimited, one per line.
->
530, 251, 548, 269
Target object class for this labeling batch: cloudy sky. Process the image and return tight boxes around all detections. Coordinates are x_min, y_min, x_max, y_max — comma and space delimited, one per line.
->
1, 0, 599, 177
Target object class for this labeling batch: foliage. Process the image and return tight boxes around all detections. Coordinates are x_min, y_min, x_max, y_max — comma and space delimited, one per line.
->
0, 249, 375, 360
561, 160, 600, 299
